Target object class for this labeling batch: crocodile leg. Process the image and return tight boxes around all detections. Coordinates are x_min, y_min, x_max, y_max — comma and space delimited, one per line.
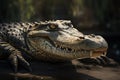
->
77, 55, 119, 67
100, 56, 111, 64
0, 39, 31, 72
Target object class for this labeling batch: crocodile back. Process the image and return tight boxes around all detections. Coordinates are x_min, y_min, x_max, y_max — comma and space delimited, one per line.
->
0, 23, 27, 48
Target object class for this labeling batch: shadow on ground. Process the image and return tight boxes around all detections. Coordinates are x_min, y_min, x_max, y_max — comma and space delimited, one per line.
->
0, 59, 120, 80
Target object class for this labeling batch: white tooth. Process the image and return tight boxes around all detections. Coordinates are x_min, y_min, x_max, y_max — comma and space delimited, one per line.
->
90, 51, 93, 57
72, 49, 74, 52
55, 44, 57, 47
65, 48, 68, 51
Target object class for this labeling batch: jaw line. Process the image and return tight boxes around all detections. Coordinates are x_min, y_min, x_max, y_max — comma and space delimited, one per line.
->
28, 37, 106, 60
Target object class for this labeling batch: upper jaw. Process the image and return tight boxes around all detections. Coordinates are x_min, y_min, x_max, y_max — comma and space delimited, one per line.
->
28, 31, 108, 53
28, 34, 108, 60
54, 34, 108, 50
53, 38, 108, 52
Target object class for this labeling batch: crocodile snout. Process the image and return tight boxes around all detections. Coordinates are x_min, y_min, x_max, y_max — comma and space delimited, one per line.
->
82, 35, 108, 50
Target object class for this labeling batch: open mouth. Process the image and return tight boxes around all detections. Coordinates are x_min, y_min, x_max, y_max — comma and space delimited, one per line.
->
54, 42, 106, 55
28, 36, 107, 59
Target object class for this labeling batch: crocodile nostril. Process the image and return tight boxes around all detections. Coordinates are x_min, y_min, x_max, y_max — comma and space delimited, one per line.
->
96, 36, 101, 39
88, 34, 96, 38
90, 34, 95, 37
79, 37, 85, 39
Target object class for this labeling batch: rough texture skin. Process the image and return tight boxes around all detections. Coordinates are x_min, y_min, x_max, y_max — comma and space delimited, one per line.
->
0, 20, 108, 72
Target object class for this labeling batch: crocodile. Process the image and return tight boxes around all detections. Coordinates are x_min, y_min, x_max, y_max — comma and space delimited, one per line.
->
0, 20, 108, 72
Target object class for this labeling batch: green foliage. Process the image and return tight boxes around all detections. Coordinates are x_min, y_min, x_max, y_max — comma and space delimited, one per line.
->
18, 0, 34, 21
84, 0, 109, 22
0, 0, 34, 22
0, 0, 119, 32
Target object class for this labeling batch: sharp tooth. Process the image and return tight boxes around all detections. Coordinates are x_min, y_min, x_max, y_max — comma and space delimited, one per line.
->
72, 49, 74, 52
64, 49, 66, 51
90, 51, 93, 57
65, 48, 68, 51
55, 44, 57, 47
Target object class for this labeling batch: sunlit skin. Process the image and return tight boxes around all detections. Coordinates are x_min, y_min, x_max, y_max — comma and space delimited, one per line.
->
0, 20, 108, 72
28, 20, 108, 61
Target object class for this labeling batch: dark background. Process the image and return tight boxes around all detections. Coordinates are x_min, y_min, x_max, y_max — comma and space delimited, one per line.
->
0, 0, 120, 62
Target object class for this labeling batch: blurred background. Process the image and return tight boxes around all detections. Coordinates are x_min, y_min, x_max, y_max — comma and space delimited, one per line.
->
0, 0, 120, 62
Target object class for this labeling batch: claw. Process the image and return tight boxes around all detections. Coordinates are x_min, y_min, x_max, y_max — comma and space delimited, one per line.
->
96, 57, 106, 65
8, 51, 31, 72
100, 56, 110, 64
79, 58, 101, 65
17, 55, 32, 72
77, 55, 118, 67
8, 53, 18, 73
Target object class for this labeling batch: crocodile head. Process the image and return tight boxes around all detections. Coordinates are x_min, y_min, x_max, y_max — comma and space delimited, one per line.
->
28, 20, 108, 61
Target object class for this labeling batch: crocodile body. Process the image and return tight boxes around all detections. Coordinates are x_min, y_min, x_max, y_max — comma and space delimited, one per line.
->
0, 20, 108, 72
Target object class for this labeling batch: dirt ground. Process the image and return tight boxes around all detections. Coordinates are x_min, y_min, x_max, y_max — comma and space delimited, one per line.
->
0, 59, 120, 80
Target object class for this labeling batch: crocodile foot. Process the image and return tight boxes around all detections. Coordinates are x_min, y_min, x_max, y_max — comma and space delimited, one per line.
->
8, 51, 32, 72
75, 56, 119, 69
79, 56, 118, 66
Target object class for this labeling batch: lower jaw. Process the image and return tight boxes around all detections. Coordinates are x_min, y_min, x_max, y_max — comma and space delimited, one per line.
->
91, 51, 106, 58
32, 51, 105, 62
32, 52, 72, 62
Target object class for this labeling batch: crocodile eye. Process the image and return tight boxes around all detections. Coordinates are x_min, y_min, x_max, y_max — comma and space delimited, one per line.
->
49, 24, 57, 29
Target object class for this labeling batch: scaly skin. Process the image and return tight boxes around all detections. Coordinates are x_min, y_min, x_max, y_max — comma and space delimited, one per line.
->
0, 20, 108, 72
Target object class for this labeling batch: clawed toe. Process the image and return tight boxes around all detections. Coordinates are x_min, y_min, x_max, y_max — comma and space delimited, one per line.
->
100, 56, 110, 64
95, 56, 111, 66
8, 53, 18, 72
78, 55, 116, 67
17, 55, 32, 72
8, 52, 31, 72
96, 57, 106, 65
